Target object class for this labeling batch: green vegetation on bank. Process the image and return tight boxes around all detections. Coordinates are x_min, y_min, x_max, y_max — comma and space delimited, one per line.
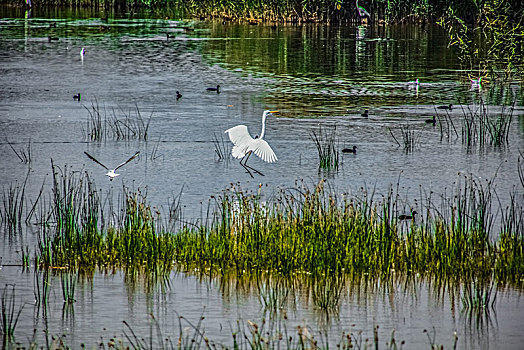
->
11, 0, 522, 26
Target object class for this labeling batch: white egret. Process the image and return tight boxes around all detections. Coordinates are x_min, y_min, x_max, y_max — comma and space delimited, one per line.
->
225, 110, 279, 178
80, 47, 85, 57
84, 151, 139, 181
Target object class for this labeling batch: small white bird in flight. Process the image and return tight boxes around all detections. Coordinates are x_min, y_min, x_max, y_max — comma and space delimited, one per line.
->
84, 151, 139, 181
225, 110, 279, 178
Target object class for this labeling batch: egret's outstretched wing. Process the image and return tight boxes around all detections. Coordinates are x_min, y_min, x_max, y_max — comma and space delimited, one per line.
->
225, 123, 277, 162
225, 125, 253, 146
114, 151, 140, 171
84, 152, 109, 170
251, 139, 277, 163
226, 125, 255, 158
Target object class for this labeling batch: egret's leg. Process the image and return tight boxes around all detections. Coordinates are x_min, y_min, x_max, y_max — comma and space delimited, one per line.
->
240, 153, 254, 178
243, 152, 264, 176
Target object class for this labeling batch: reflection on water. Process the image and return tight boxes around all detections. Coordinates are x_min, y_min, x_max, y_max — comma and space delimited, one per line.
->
0, 8, 523, 349
0, 268, 515, 348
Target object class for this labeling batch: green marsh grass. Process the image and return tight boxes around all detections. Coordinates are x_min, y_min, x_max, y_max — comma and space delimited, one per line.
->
34, 162, 524, 287
311, 125, 339, 170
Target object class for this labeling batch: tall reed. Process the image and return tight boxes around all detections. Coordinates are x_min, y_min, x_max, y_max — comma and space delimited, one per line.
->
311, 125, 339, 170
84, 101, 152, 141
7, 139, 32, 164
461, 100, 514, 148
213, 132, 231, 161
1, 173, 29, 236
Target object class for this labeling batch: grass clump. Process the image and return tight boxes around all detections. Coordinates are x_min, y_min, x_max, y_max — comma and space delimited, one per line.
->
84, 100, 152, 142
34, 163, 524, 286
461, 100, 514, 149
311, 125, 339, 170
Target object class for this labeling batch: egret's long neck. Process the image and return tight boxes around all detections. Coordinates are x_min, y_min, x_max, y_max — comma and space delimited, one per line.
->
260, 114, 267, 139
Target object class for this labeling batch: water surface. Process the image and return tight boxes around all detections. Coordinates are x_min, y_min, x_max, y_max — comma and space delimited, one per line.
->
1, 10, 523, 349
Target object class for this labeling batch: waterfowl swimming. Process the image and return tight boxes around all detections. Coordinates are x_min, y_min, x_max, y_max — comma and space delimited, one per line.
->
407, 78, 420, 86
342, 146, 357, 154
437, 104, 452, 110
84, 151, 140, 181
49, 22, 57, 28
48, 36, 59, 42
166, 32, 173, 40
425, 116, 436, 125
207, 85, 220, 93
176, 91, 182, 100
73, 93, 81, 101
361, 109, 369, 118
225, 110, 279, 178
399, 210, 417, 220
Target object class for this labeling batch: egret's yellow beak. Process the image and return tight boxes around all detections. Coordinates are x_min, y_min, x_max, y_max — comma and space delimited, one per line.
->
269, 110, 280, 114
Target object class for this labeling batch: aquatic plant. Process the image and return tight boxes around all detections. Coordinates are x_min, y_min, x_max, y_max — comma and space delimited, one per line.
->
84, 100, 152, 141
60, 270, 77, 304
212, 132, 231, 161
388, 125, 419, 153
461, 100, 514, 148
257, 274, 294, 319
33, 161, 524, 286
1, 285, 24, 348
33, 269, 51, 315
311, 125, 339, 170
518, 151, 524, 189
1, 174, 28, 236
7, 139, 32, 165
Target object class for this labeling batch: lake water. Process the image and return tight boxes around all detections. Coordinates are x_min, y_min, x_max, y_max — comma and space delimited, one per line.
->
1, 8, 523, 349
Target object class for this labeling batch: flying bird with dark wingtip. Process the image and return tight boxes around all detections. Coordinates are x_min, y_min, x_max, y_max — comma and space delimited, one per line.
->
84, 151, 139, 181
